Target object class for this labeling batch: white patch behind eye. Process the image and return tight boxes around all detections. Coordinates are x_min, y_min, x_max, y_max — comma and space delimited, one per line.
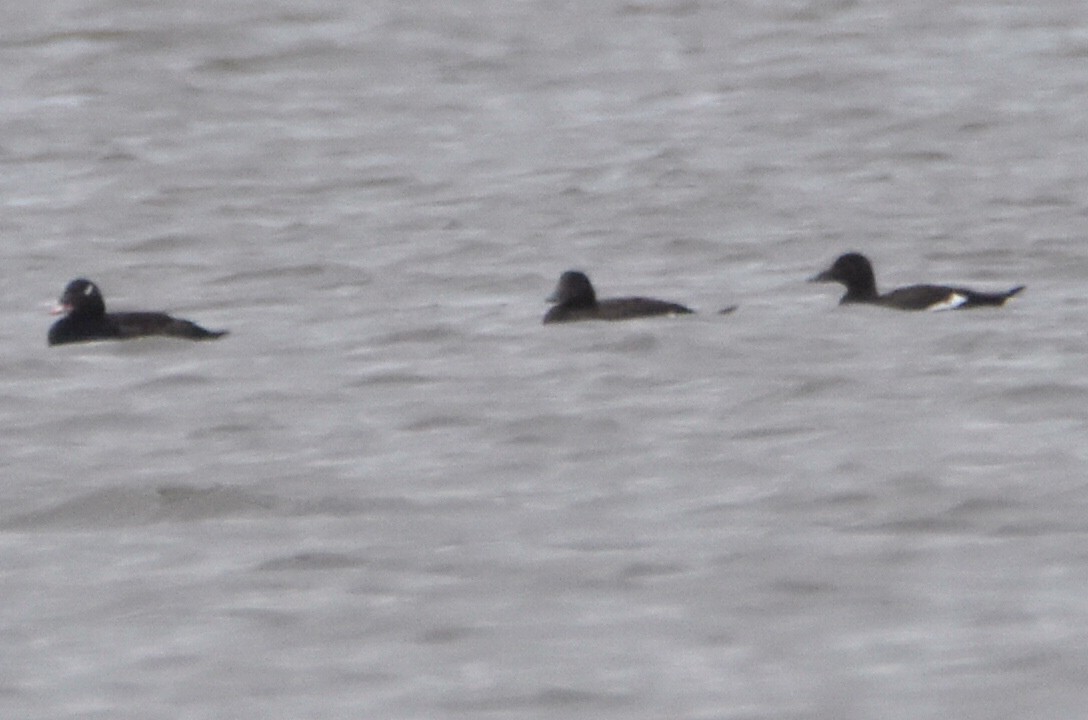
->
928, 292, 967, 311
84, 284, 96, 296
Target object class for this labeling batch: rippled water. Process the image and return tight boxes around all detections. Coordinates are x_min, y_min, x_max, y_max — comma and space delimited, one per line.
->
3, 1, 1088, 718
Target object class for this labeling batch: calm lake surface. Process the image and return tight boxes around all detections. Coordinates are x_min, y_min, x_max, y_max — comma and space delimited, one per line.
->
3, 1, 1088, 718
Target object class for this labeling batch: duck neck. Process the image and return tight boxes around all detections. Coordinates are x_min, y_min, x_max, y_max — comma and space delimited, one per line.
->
841, 272, 878, 302
73, 296, 107, 317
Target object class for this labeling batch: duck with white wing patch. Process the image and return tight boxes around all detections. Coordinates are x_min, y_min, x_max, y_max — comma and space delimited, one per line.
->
810, 253, 1024, 311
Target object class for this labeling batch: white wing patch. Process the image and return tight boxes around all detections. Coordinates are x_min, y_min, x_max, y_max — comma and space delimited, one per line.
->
927, 292, 967, 311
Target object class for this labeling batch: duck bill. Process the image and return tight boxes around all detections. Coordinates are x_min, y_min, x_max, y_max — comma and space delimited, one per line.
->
50, 303, 72, 316
808, 269, 834, 283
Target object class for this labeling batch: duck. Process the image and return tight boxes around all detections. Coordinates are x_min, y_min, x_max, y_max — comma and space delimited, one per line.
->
810, 253, 1024, 311
48, 278, 228, 346
543, 270, 696, 324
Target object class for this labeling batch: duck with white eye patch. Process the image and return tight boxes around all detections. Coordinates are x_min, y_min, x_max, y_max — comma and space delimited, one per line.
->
47, 278, 228, 346
809, 253, 1024, 311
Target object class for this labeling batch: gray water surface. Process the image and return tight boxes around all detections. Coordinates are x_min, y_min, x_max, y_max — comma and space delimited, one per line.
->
3, 1, 1088, 718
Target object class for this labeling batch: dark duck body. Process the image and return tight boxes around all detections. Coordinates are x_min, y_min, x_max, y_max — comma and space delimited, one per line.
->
810, 253, 1024, 311
543, 270, 694, 324
48, 278, 228, 346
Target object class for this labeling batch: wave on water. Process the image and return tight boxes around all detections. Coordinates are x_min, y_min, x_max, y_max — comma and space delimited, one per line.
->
0, 484, 425, 530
